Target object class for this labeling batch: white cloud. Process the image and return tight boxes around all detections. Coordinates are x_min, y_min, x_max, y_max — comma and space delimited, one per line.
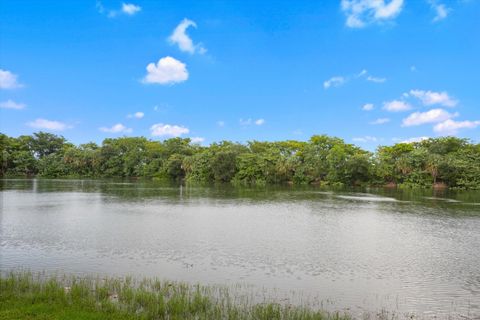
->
366, 75, 386, 83
99, 123, 132, 133
362, 103, 374, 111
324, 70, 385, 89
0, 99, 25, 110
168, 18, 206, 54
433, 119, 480, 135
27, 118, 70, 131
370, 118, 390, 125
0, 69, 22, 89
97, 1, 141, 17
408, 89, 458, 107
401, 136, 430, 143
429, 1, 449, 22
150, 123, 189, 137
121, 3, 141, 15
323, 76, 346, 89
357, 69, 368, 77
190, 137, 205, 144
341, 0, 404, 28
143, 56, 188, 85
153, 104, 169, 112
353, 136, 378, 143
217, 121, 225, 127
383, 100, 412, 112
374, 0, 404, 18
402, 108, 458, 127
127, 111, 144, 119
240, 118, 264, 126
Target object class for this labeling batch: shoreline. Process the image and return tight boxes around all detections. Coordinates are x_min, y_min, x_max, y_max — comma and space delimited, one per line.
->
0, 176, 475, 191
1, 271, 351, 320
2, 271, 474, 320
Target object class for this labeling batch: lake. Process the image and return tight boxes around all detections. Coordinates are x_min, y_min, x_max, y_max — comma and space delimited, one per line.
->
1, 179, 479, 318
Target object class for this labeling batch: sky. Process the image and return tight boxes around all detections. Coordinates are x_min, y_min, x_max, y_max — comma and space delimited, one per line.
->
1, 0, 479, 149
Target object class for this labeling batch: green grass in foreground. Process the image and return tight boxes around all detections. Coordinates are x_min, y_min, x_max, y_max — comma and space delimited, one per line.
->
0, 272, 349, 320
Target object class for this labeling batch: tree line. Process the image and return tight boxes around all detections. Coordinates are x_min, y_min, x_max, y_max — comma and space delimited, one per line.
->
1, 132, 479, 189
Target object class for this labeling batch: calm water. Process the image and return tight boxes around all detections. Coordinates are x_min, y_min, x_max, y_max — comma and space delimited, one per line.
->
1, 179, 479, 318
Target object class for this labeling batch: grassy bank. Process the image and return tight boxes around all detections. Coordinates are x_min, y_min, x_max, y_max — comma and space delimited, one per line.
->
0, 272, 349, 320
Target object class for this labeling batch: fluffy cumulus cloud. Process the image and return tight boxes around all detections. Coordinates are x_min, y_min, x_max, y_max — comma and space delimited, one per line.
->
127, 111, 144, 119
433, 119, 480, 135
401, 136, 430, 143
0, 69, 22, 89
408, 89, 458, 107
143, 56, 188, 85
341, 0, 404, 28
27, 118, 70, 131
370, 118, 390, 125
99, 123, 132, 133
323, 76, 346, 89
353, 136, 377, 143
383, 100, 412, 112
190, 137, 205, 144
122, 3, 141, 15
402, 108, 457, 127
0, 99, 25, 110
362, 103, 374, 111
168, 18, 206, 54
150, 123, 189, 137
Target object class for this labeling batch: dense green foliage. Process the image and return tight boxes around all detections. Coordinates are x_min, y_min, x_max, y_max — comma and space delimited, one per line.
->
1, 132, 479, 189
0, 272, 348, 320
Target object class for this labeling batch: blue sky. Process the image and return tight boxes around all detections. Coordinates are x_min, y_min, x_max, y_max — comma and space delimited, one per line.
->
1, 0, 479, 149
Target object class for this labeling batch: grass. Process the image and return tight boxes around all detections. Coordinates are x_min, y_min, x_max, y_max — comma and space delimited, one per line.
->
0, 272, 350, 320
